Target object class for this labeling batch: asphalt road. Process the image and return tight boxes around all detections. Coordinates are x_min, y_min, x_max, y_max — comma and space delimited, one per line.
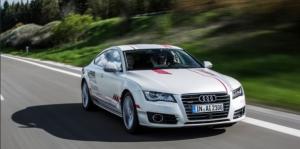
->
1, 55, 300, 149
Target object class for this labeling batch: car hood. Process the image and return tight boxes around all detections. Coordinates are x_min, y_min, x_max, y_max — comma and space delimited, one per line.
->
124, 68, 239, 95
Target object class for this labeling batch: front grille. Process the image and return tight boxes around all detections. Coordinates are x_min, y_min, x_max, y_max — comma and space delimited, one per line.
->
181, 93, 230, 121
234, 106, 245, 119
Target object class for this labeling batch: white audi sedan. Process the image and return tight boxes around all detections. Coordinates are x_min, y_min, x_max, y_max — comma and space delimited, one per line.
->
81, 44, 246, 133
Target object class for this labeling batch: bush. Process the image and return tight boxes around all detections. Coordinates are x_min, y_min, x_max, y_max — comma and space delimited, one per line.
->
53, 14, 94, 43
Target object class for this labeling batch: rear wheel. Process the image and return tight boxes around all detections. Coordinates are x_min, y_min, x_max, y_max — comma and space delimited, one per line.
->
81, 81, 96, 111
122, 92, 140, 133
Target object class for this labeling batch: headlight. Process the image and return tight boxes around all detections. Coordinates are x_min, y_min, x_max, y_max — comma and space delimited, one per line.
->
143, 91, 176, 102
232, 87, 243, 99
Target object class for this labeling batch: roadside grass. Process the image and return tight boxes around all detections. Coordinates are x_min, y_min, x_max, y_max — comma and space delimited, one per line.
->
3, 10, 300, 112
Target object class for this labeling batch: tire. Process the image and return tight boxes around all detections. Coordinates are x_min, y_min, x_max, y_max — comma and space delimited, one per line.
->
81, 81, 96, 111
122, 92, 140, 133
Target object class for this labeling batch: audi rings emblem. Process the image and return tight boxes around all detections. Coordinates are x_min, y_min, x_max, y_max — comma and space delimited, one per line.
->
199, 95, 216, 102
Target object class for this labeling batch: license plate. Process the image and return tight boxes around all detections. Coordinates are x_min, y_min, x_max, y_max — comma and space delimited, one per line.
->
192, 103, 224, 113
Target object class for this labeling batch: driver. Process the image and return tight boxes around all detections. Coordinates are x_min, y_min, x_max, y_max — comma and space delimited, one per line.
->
150, 50, 175, 67
150, 52, 166, 67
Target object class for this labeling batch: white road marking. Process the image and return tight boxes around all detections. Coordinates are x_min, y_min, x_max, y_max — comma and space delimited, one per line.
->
1, 94, 4, 101
20, 56, 82, 71
2, 54, 300, 138
243, 117, 300, 138
247, 105, 300, 121
1, 55, 81, 78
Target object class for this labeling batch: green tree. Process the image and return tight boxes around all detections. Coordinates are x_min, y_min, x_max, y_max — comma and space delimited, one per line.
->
74, 0, 88, 14
0, 1, 11, 32
40, 0, 60, 24
53, 13, 93, 43
29, 0, 42, 23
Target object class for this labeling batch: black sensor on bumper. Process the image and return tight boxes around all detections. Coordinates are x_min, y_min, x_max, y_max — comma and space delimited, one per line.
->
234, 107, 246, 119
147, 112, 178, 124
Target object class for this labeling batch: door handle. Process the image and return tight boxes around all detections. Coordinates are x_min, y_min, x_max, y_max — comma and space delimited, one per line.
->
100, 73, 104, 78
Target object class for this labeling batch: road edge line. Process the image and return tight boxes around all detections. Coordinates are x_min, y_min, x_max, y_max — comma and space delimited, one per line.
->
1, 55, 81, 78
243, 117, 300, 138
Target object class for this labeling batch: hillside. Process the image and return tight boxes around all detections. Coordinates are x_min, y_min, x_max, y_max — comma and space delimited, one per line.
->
2, 10, 300, 112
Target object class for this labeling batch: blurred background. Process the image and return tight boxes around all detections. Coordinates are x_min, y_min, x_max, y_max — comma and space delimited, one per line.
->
0, 0, 299, 112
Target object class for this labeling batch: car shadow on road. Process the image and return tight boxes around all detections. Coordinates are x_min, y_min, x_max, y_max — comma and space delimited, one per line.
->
11, 103, 226, 142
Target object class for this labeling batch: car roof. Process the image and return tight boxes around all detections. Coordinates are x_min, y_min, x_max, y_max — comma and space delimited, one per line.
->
113, 44, 183, 51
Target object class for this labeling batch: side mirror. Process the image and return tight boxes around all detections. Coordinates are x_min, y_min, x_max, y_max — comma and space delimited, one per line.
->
104, 62, 118, 73
203, 61, 213, 69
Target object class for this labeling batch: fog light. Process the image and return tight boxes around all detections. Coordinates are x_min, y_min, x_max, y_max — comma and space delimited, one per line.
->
147, 112, 177, 124
152, 114, 163, 123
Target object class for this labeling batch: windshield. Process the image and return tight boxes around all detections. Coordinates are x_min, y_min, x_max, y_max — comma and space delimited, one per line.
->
124, 49, 203, 70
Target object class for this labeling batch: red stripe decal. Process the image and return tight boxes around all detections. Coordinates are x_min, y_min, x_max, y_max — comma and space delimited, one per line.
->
135, 104, 141, 109
213, 78, 228, 93
162, 44, 172, 48
188, 69, 228, 93
152, 69, 171, 74
198, 69, 228, 93
113, 95, 121, 102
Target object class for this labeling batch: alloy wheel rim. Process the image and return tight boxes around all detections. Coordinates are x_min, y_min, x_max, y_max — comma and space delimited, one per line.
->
82, 83, 88, 108
123, 96, 134, 129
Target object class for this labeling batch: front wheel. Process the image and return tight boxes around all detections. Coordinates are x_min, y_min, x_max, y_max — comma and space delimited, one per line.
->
122, 92, 140, 133
81, 81, 96, 111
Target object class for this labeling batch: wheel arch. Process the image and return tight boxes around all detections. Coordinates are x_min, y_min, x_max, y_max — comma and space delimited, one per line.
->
120, 89, 131, 109
119, 78, 143, 108
81, 78, 86, 89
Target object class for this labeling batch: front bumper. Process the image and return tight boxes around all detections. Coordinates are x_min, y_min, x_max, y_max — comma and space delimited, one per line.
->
132, 91, 246, 128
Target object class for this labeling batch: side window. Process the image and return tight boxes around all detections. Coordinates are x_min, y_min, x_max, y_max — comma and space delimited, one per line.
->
94, 52, 108, 67
94, 50, 122, 71
106, 50, 122, 71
